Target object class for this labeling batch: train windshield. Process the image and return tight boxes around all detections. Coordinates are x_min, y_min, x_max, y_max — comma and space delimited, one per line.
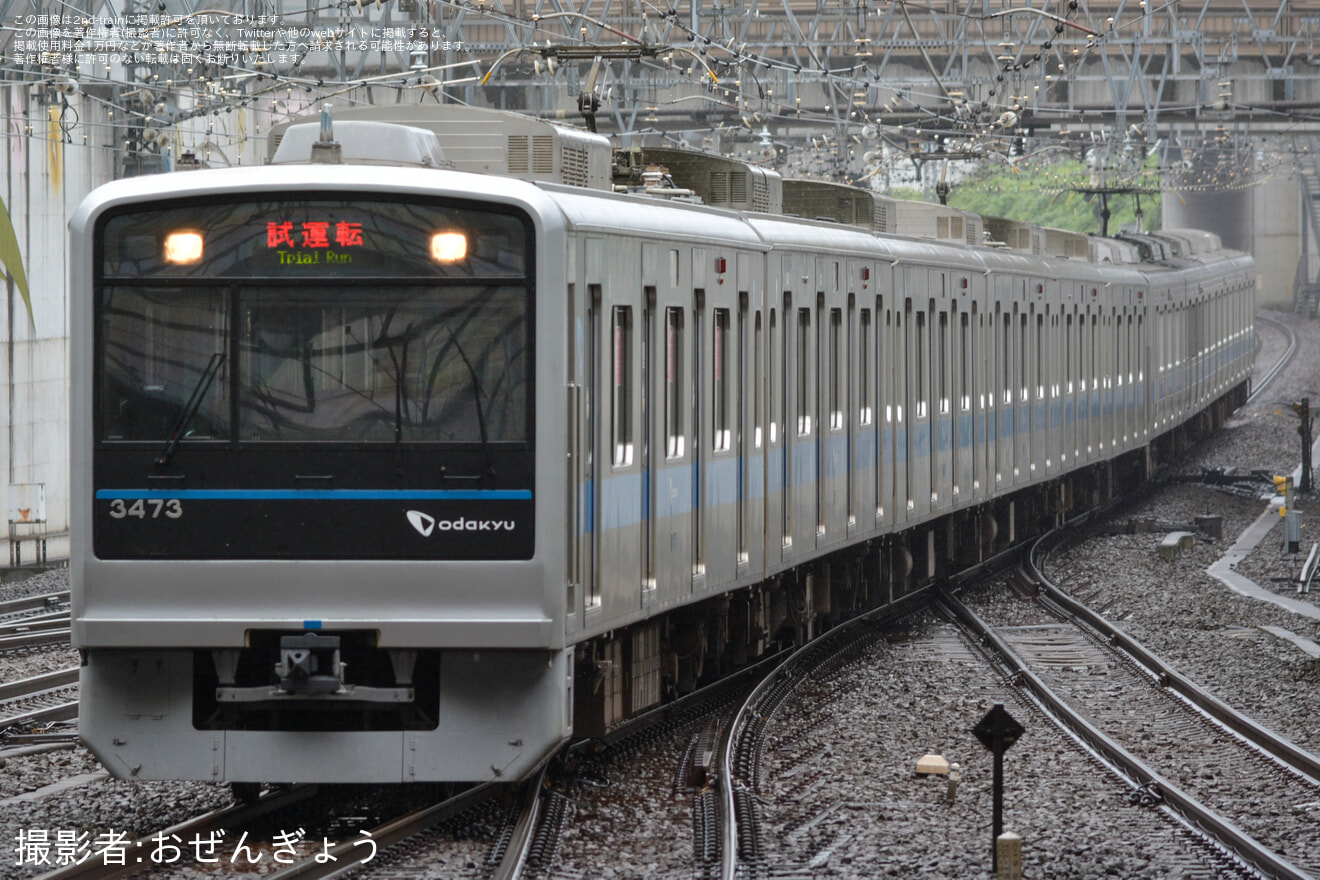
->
95, 196, 533, 445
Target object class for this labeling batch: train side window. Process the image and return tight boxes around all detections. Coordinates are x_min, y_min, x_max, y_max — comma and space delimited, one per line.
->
938, 310, 949, 416
1001, 311, 1011, 406
1019, 312, 1029, 403
892, 309, 902, 424
859, 309, 872, 425
829, 307, 843, 431
914, 307, 927, 419
754, 311, 763, 449
960, 310, 971, 411
713, 308, 731, 452
612, 306, 633, 467
1035, 313, 1046, 400
797, 307, 813, 435
665, 308, 685, 459
769, 306, 780, 445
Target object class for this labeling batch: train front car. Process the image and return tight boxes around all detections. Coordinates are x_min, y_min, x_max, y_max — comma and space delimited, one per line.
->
69, 165, 571, 785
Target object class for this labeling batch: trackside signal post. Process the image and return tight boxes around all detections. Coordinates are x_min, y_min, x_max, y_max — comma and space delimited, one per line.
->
1293, 398, 1315, 493
973, 703, 1024, 874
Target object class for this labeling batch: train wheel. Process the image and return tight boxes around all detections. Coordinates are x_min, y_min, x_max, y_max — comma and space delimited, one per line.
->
231, 782, 261, 805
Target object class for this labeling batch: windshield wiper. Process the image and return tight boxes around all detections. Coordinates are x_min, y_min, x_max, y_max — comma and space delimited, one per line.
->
155, 352, 225, 467
445, 326, 494, 475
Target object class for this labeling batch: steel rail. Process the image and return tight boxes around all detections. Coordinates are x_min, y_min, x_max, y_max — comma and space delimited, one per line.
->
34, 786, 322, 880
0, 613, 73, 636
1026, 533, 1320, 785
0, 629, 72, 651
0, 592, 70, 616
1247, 313, 1296, 406
0, 666, 79, 702
938, 588, 1314, 880
716, 589, 937, 880
0, 699, 78, 731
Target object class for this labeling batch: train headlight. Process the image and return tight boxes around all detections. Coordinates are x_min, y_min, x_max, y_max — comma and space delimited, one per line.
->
163, 231, 204, 264
430, 231, 467, 263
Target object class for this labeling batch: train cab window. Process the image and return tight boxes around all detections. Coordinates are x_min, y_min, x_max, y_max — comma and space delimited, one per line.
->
713, 308, 731, 452
797, 308, 812, 435
612, 306, 633, 467
829, 308, 843, 431
665, 308, 685, 459
859, 309, 873, 425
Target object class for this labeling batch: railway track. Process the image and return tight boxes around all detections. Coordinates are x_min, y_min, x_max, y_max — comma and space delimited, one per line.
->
0, 666, 79, 734
939, 545, 1320, 880
1248, 313, 1296, 405
0, 590, 70, 620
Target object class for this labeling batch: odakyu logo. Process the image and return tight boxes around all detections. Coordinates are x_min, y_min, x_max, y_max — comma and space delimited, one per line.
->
406, 510, 516, 537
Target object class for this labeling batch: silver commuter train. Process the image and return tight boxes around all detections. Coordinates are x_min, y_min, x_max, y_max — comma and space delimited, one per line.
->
69, 106, 1255, 787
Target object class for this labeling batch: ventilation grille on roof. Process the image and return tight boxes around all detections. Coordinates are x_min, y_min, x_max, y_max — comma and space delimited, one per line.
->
752, 178, 770, 213
730, 171, 748, 203
874, 202, 889, 233
709, 171, 729, 203
508, 135, 556, 174
532, 136, 554, 173
562, 144, 590, 187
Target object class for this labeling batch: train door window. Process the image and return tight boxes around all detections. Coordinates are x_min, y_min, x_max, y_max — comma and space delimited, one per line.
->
665, 308, 685, 459
915, 307, 927, 419
959, 310, 971, 411
903, 301, 914, 509
713, 308, 731, 452
797, 308, 812, 435
878, 303, 888, 517
754, 312, 763, 448
1066, 313, 1075, 394
769, 306, 780, 445
859, 309, 872, 425
1114, 312, 1123, 390
587, 286, 601, 609
938, 310, 949, 415
1019, 311, 1029, 404
643, 290, 656, 590
1050, 314, 1060, 399
612, 306, 634, 467
567, 284, 578, 609
694, 293, 705, 575
738, 298, 749, 564
829, 307, 844, 430
1035, 313, 1045, 400
783, 293, 792, 546
1137, 314, 1144, 382
1001, 310, 1011, 407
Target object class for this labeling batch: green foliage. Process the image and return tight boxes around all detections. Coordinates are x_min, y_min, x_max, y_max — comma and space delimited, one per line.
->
943, 160, 1161, 235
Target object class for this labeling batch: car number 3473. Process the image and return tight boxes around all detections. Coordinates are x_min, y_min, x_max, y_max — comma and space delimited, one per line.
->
107, 498, 183, 519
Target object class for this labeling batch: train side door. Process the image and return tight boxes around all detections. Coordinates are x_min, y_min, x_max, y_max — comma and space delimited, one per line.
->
1013, 293, 1031, 487
906, 288, 931, 519
738, 253, 766, 583
765, 281, 787, 571
875, 288, 893, 533
587, 238, 643, 621
653, 248, 694, 603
